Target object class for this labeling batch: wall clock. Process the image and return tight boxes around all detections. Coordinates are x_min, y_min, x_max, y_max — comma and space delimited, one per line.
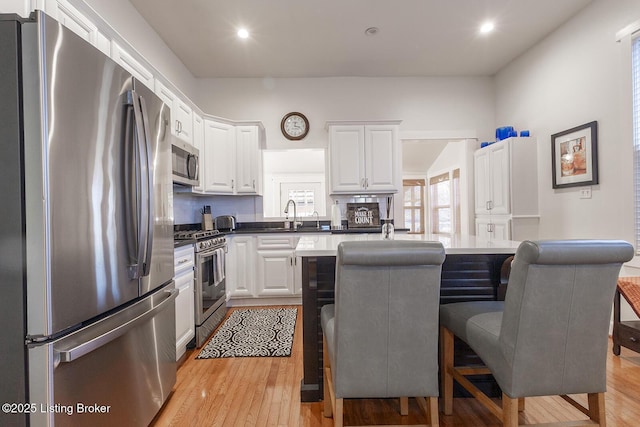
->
281, 112, 309, 140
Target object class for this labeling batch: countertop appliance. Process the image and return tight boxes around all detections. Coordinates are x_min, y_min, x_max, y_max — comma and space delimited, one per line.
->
0, 12, 177, 427
174, 230, 228, 346
172, 139, 199, 187
215, 215, 237, 231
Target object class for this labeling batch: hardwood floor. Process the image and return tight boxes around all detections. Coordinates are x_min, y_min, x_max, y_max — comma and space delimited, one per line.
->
152, 306, 640, 426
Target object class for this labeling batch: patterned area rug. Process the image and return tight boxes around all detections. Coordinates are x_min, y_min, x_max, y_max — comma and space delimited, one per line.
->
196, 308, 297, 359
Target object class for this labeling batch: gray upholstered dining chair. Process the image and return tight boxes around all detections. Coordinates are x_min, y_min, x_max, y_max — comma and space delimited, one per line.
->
440, 239, 634, 427
321, 240, 446, 427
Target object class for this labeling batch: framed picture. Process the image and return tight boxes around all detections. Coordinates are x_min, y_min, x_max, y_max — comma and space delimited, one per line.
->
551, 121, 598, 189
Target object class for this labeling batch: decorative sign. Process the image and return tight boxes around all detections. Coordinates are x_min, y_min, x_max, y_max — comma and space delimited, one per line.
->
346, 203, 380, 228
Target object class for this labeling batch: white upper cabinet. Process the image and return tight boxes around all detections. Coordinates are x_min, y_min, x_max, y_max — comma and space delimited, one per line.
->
154, 79, 193, 144
474, 142, 511, 215
112, 42, 154, 89
192, 112, 205, 193
203, 119, 236, 193
328, 121, 401, 194
42, 0, 110, 56
235, 125, 262, 195
200, 120, 263, 195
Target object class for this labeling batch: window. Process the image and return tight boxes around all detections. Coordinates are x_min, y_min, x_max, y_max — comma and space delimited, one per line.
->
403, 179, 425, 234
279, 182, 323, 217
634, 34, 640, 252
429, 169, 461, 234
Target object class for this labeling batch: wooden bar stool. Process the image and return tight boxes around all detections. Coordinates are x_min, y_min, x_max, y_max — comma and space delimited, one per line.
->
613, 277, 640, 355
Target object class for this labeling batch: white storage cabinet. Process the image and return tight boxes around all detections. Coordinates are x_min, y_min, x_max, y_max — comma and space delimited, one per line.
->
155, 79, 193, 144
201, 119, 263, 195
226, 235, 256, 298
474, 137, 539, 240
255, 235, 298, 297
327, 121, 401, 194
173, 244, 195, 361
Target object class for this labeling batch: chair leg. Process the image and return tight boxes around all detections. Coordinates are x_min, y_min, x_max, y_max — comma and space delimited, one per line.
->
427, 396, 439, 427
400, 396, 409, 415
334, 398, 344, 427
441, 326, 454, 415
588, 393, 606, 427
518, 397, 525, 412
322, 337, 332, 418
502, 393, 519, 427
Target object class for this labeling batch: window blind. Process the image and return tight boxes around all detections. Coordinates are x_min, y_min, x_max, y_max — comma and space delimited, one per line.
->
633, 35, 640, 253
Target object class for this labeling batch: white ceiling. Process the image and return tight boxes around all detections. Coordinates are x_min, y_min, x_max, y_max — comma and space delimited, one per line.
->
129, 0, 592, 79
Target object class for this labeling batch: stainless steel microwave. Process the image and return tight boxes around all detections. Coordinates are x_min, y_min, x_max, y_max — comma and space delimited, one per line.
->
172, 140, 199, 186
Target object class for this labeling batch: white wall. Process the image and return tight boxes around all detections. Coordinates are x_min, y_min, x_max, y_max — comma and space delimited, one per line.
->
427, 140, 477, 235
195, 77, 496, 149
495, 0, 640, 248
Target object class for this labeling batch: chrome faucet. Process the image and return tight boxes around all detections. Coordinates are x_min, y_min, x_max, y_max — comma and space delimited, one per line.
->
284, 199, 302, 230
312, 211, 320, 229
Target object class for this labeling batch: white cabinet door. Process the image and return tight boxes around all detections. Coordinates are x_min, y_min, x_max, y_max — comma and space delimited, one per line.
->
492, 217, 511, 240
475, 216, 511, 240
203, 119, 235, 193
489, 143, 511, 215
474, 148, 491, 215
474, 142, 511, 215
174, 98, 193, 144
174, 270, 195, 360
48, 0, 96, 44
329, 125, 366, 192
236, 125, 260, 194
155, 80, 192, 144
174, 245, 195, 361
329, 123, 399, 193
255, 250, 294, 297
111, 42, 154, 89
227, 236, 255, 298
365, 124, 397, 192
192, 113, 205, 193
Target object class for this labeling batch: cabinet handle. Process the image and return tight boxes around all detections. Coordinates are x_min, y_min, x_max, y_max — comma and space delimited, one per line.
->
252, 179, 256, 189
361, 178, 365, 188
290, 257, 293, 266
631, 336, 638, 343
231, 179, 235, 190
365, 177, 369, 188
177, 259, 189, 265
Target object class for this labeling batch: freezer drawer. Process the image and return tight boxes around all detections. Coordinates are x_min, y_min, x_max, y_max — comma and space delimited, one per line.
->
28, 283, 177, 427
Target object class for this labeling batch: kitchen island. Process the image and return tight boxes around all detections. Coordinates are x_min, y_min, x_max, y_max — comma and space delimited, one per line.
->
295, 233, 521, 402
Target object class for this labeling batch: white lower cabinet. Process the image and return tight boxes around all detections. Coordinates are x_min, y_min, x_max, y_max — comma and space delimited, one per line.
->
255, 250, 294, 296
475, 216, 511, 241
226, 233, 305, 304
227, 235, 256, 298
174, 245, 195, 361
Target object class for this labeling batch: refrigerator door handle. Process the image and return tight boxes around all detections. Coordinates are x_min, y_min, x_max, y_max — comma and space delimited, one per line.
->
138, 95, 155, 277
129, 91, 150, 280
55, 289, 178, 363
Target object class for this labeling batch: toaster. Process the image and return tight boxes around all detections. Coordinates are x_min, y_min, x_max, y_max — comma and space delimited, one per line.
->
215, 215, 236, 231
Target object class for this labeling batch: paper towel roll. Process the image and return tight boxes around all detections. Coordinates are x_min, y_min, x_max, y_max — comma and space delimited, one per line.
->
331, 202, 342, 229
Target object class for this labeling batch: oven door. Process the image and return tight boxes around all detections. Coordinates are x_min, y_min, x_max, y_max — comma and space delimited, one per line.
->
195, 247, 226, 325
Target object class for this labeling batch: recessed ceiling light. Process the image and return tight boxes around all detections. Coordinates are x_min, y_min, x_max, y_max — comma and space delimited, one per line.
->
237, 28, 249, 39
479, 22, 495, 34
364, 27, 379, 37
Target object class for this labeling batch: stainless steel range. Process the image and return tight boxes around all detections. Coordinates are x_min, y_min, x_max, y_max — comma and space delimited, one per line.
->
175, 230, 227, 347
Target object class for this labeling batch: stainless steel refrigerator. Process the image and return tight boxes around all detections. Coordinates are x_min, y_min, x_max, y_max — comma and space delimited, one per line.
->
0, 11, 176, 427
